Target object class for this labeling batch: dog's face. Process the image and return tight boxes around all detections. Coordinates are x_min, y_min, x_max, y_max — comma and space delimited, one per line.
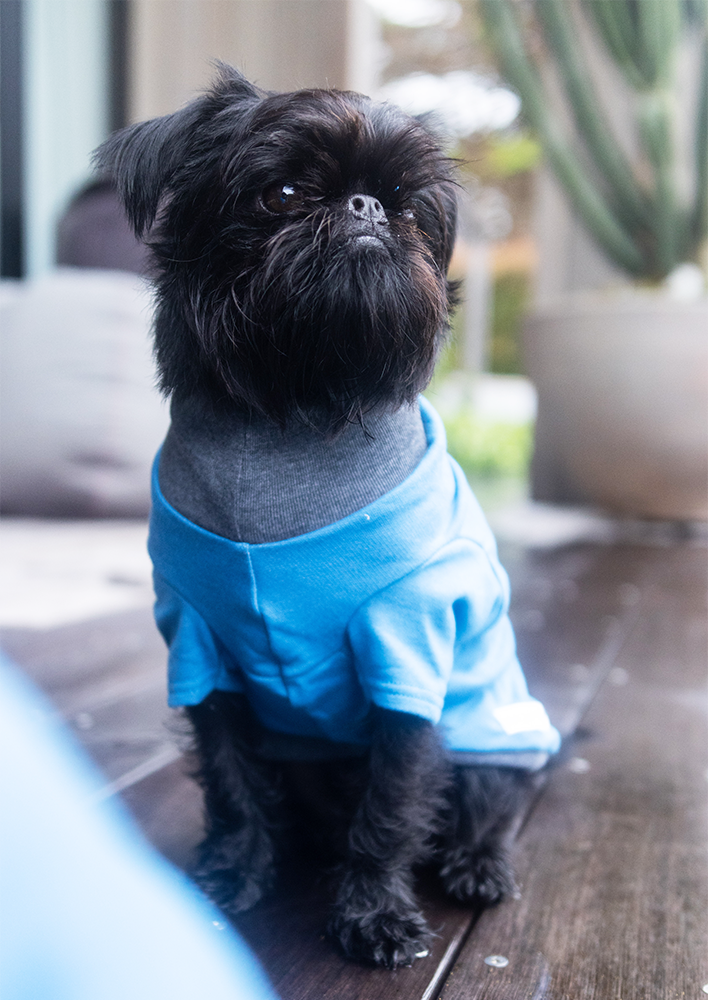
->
97, 66, 458, 429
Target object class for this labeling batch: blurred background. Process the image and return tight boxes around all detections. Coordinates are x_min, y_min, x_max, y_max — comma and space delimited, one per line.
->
1, 0, 706, 628
0, 0, 543, 514
0, 0, 552, 517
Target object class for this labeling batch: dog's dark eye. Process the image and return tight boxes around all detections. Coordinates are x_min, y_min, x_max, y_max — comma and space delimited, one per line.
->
262, 184, 305, 214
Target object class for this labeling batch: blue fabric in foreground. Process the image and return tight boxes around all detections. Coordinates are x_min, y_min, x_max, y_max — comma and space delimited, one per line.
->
149, 397, 560, 765
0, 655, 278, 1000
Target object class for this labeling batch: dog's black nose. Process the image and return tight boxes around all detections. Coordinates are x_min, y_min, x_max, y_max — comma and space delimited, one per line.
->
347, 194, 387, 225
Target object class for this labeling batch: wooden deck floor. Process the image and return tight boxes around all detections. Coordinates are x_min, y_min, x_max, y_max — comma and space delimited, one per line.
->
3, 533, 707, 999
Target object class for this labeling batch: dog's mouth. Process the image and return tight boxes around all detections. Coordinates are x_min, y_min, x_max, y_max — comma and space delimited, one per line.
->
339, 210, 391, 252
345, 223, 391, 251
352, 233, 385, 247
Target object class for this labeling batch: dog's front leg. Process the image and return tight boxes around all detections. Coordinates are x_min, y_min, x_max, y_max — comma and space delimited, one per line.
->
439, 765, 535, 905
186, 691, 281, 916
329, 707, 449, 969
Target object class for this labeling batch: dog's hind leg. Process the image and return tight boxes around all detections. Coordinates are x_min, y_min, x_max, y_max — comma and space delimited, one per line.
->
186, 691, 281, 916
328, 707, 450, 969
438, 765, 535, 906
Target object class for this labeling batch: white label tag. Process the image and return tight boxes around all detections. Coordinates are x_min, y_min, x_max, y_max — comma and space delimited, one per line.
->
493, 701, 552, 735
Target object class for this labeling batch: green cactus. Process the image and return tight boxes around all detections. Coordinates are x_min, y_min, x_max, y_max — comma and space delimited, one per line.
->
479, 0, 708, 281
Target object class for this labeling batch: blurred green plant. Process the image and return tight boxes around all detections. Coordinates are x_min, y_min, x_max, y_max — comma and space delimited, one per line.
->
479, 0, 708, 281
484, 132, 543, 178
490, 271, 529, 374
433, 301, 465, 376
433, 271, 530, 377
443, 406, 533, 477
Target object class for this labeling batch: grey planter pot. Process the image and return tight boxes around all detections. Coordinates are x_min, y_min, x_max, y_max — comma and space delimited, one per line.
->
523, 296, 708, 521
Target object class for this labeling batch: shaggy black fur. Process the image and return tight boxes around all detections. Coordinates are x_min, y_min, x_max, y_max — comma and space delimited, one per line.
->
96, 64, 534, 969
95, 64, 458, 432
186, 694, 532, 969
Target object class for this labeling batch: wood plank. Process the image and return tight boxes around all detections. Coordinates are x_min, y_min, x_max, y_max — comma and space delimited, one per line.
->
505, 541, 650, 736
1, 609, 175, 785
6, 538, 692, 1000
1, 608, 480, 997
438, 542, 708, 1000
72, 685, 177, 784
120, 757, 205, 870
236, 875, 477, 1000
119, 745, 482, 998
0, 608, 165, 710
213, 542, 651, 1000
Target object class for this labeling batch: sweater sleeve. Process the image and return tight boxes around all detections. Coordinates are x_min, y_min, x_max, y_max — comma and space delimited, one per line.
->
153, 571, 244, 707
346, 538, 507, 723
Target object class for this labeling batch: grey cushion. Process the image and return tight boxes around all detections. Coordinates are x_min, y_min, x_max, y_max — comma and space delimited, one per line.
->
0, 270, 168, 516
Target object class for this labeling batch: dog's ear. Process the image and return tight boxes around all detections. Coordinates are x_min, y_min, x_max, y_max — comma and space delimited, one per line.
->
93, 64, 261, 237
93, 104, 207, 236
209, 61, 266, 101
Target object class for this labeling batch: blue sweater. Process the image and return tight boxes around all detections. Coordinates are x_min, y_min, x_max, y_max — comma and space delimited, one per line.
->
149, 398, 560, 767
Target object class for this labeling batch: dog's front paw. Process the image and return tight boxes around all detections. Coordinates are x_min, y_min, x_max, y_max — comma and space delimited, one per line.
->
193, 832, 276, 915
439, 845, 517, 905
329, 907, 432, 969
193, 862, 273, 915
328, 871, 432, 969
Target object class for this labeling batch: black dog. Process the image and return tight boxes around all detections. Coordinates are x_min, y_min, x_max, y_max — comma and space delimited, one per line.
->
96, 65, 556, 969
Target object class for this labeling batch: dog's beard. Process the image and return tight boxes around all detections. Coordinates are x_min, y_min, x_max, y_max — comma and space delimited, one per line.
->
176, 210, 449, 430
